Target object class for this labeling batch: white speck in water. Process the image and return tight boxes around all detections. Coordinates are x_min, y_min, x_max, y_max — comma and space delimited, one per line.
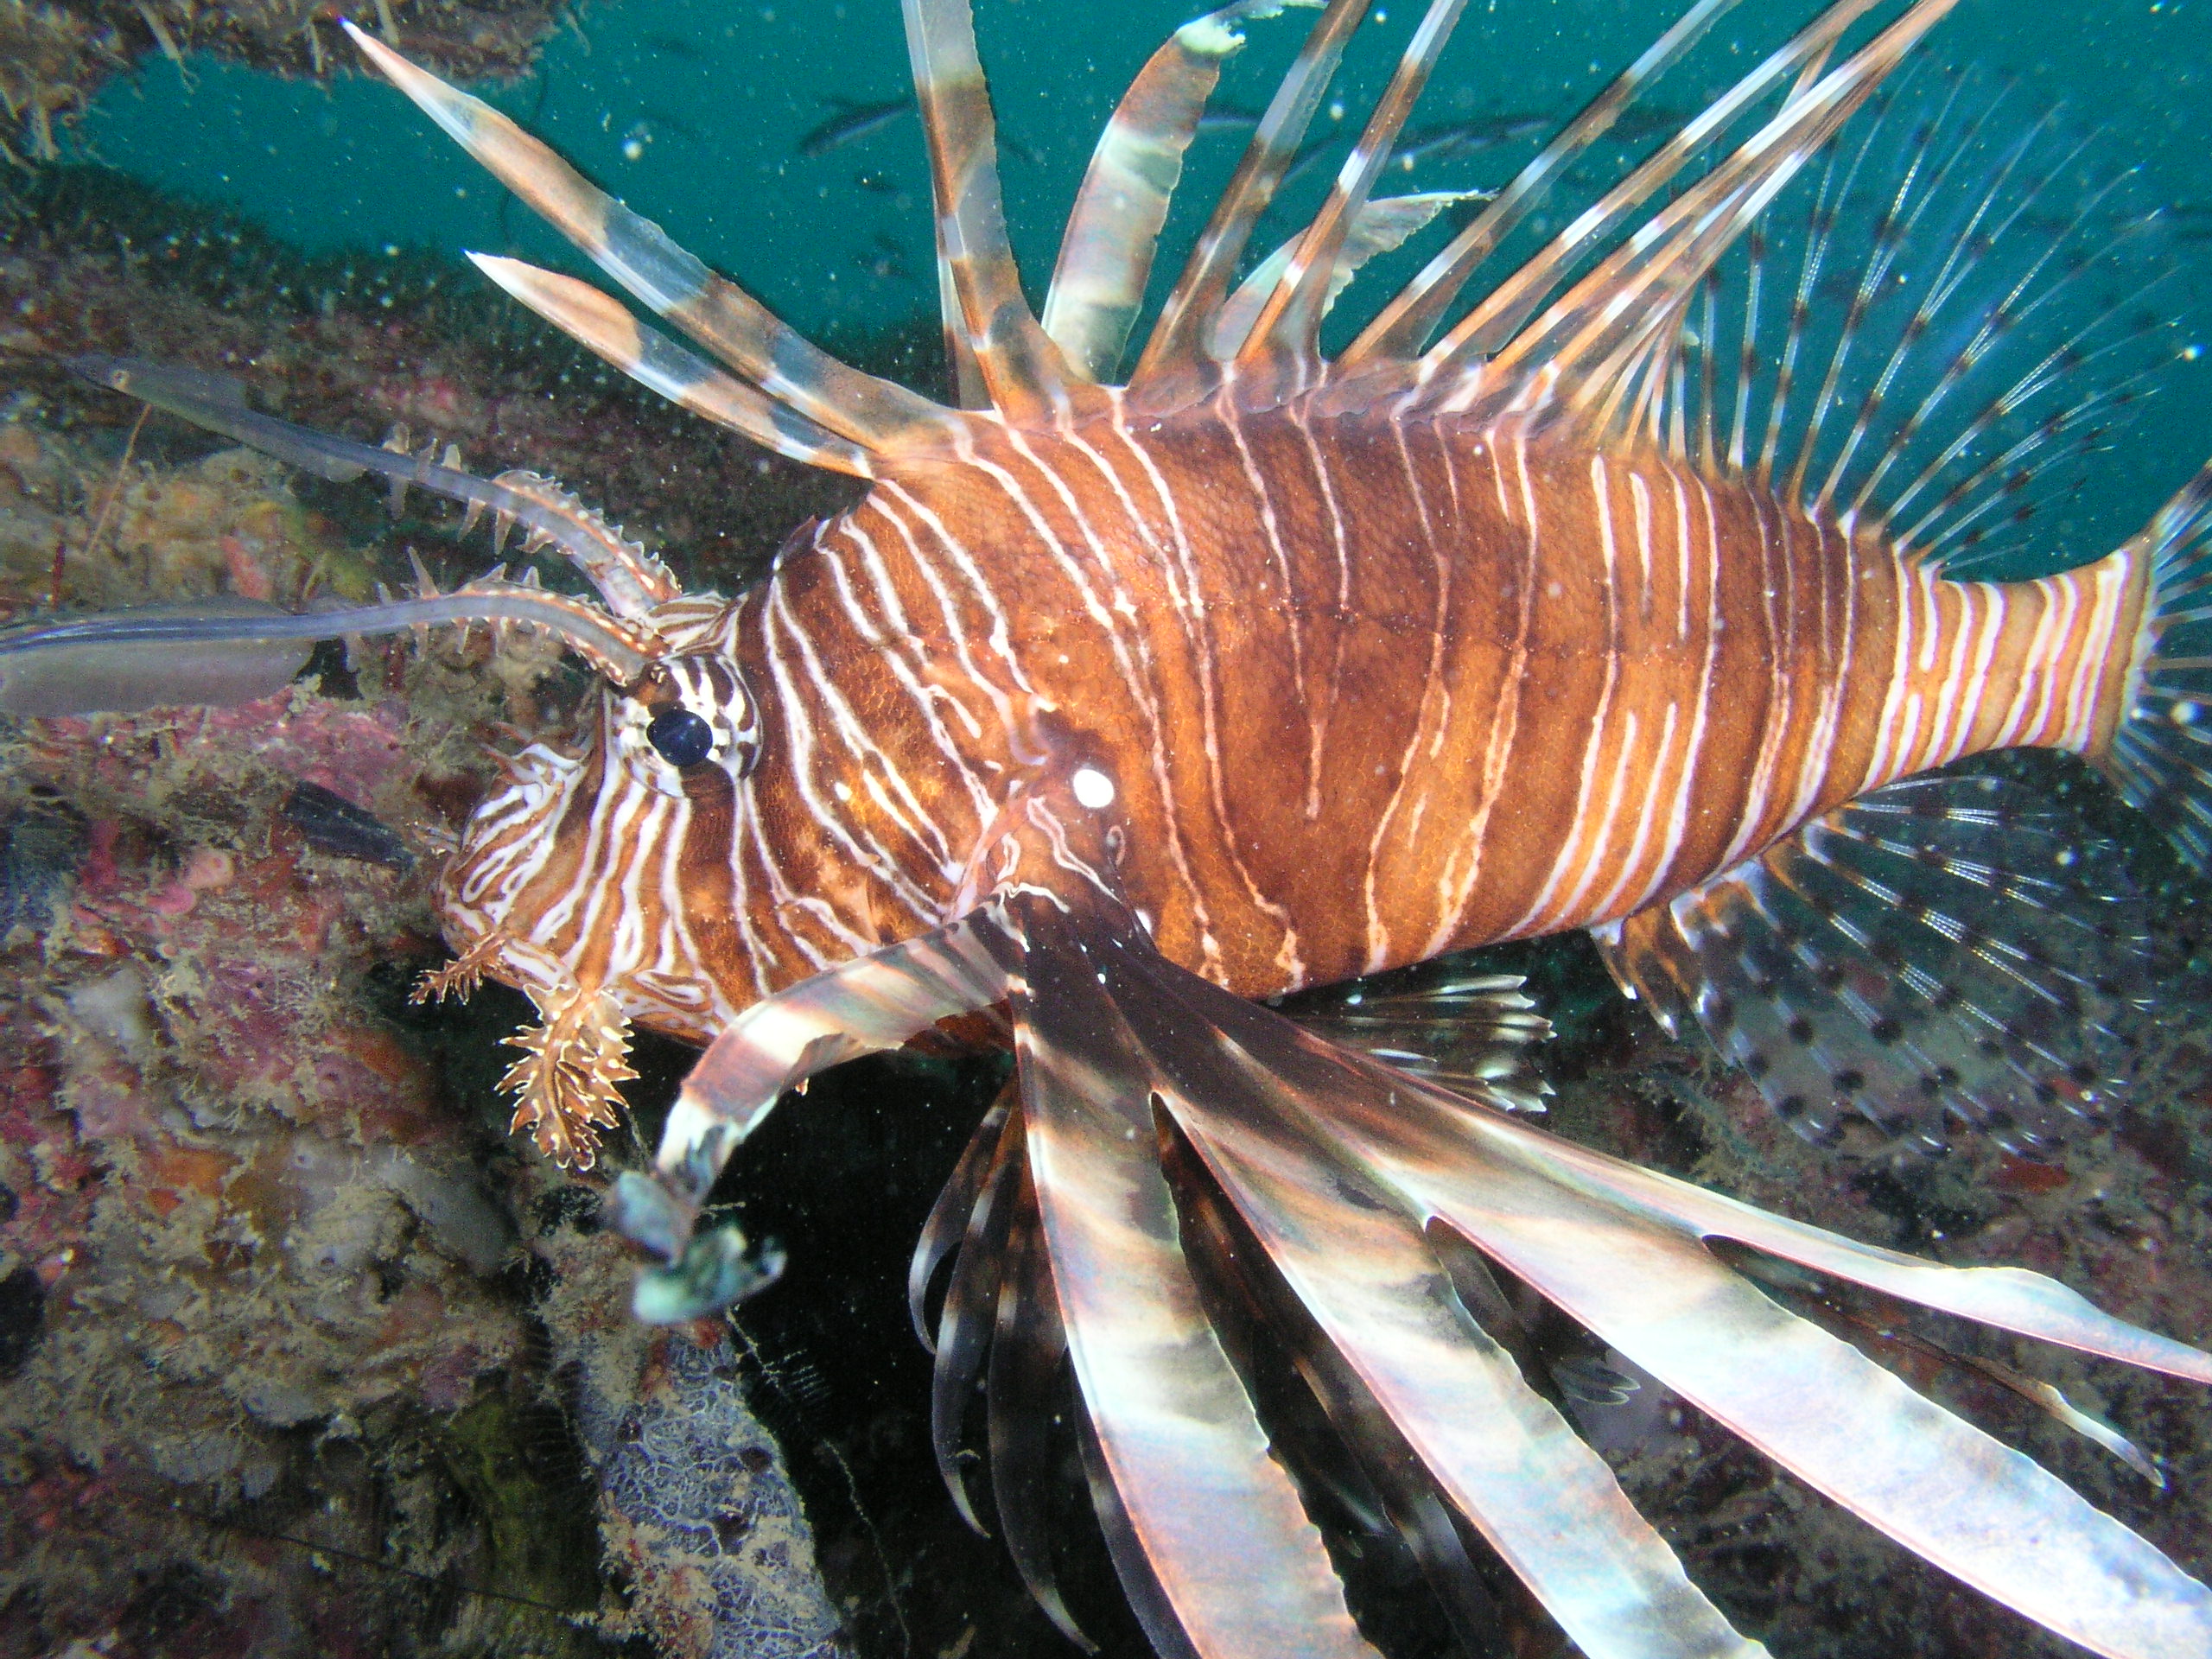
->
1072, 767, 1116, 810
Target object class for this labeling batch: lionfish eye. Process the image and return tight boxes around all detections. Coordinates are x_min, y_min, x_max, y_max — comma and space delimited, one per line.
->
645, 707, 715, 767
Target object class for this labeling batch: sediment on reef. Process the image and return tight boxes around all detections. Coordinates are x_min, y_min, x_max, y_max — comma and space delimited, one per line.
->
1, 0, 575, 168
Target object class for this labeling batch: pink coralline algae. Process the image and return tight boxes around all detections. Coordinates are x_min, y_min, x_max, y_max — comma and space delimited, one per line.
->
0, 681, 552, 1655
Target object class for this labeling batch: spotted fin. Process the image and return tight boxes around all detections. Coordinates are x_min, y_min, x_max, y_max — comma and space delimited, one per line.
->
1592, 772, 2149, 1151
2109, 460, 2212, 871
1282, 965, 1551, 1111
1579, 67, 2187, 575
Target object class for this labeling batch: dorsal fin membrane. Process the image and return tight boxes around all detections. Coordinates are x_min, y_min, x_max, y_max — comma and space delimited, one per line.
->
1450, 0, 1921, 373
1446, 0, 1960, 419
1132, 0, 1371, 393
900, 0, 1079, 423
1234, 0, 1469, 382
1209, 191, 1491, 362
1599, 65, 2181, 576
1042, 3, 1299, 383
342, 23, 959, 460
1387, 0, 1901, 397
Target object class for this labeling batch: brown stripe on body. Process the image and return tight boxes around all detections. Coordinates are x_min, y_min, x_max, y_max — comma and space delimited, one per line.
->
680, 405, 2150, 1005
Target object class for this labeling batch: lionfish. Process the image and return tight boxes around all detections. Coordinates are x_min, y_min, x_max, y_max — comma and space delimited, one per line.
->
24, 0, 2212, 1651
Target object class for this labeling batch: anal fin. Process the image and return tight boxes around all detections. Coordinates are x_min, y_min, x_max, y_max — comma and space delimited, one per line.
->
1592, 772, 2148, 1152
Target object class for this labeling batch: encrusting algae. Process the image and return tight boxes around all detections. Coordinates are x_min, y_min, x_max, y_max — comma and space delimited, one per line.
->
0, 208, 863, 1650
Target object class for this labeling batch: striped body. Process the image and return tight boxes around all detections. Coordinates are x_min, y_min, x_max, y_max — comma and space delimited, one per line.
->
440, 397, 2151, 1028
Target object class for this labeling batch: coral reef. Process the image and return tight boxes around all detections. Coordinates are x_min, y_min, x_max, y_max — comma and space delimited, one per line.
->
0, 200, 872, 1656
592, 1333, 850, 1659
0, 0, 573, 168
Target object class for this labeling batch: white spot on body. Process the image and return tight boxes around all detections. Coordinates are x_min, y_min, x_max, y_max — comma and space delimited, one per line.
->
1071, 767, 1116, 810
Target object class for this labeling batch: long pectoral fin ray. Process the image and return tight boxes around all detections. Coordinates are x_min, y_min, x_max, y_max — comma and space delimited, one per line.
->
1106, 948, 1763, 1659
1114, 936, 2212, 1657
930, 1101, 1022, 1535
911, 1084, 1014, 1350
1010, 901, 1382, 1659
987, 1152, 1095, 1649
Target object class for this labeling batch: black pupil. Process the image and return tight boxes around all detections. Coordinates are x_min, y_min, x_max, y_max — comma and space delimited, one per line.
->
646, 707, 715, 766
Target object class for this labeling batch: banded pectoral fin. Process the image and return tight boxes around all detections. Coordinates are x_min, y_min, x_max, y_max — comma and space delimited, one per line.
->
1592, 770, 2150, 1152
608, 910, 1018, 1319
937, 889, 2212, 1658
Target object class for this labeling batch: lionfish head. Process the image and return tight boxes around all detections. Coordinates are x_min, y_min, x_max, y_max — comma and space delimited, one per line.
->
423, 593, 774, 1168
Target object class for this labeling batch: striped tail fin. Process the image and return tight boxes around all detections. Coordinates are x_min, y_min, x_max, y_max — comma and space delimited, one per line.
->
2106, 461, 2212, 869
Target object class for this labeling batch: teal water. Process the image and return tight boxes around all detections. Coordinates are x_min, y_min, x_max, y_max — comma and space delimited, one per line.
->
51, 0, 2212, 553
69, 0, 2212, 362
